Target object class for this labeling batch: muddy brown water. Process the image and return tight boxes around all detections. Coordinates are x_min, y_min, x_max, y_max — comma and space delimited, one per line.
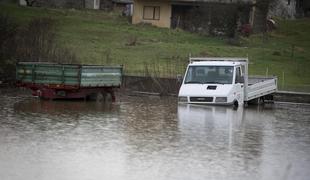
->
0, 89, 310, 180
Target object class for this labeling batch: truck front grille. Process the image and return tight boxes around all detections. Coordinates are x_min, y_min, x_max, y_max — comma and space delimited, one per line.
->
190, 97, 213, 102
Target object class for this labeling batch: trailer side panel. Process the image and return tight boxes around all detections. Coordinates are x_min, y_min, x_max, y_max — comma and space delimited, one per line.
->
16, 63, 80, 87
80, 66, 122, 87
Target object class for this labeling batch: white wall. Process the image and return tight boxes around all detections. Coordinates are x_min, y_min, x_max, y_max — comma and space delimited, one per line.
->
269, 0, 297, 19
94, 0, 100, 9
19, 0, 27, 6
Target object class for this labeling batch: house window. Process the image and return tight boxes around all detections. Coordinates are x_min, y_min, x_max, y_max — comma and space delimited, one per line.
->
143, 6, 160, 20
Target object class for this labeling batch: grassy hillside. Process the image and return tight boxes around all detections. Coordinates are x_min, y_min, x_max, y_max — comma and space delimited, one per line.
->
1, 3, 310, 92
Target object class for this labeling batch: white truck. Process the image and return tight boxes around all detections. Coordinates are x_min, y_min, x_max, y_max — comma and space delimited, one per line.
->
178, 57, 277, 107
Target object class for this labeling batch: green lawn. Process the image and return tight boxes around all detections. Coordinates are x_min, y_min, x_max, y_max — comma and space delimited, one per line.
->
1, 3, 310, 92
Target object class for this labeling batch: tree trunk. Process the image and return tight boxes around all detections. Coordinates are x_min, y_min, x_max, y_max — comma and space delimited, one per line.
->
25, 0, 36, 6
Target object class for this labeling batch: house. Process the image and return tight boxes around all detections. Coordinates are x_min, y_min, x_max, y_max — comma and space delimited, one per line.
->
132, 0, 274, 34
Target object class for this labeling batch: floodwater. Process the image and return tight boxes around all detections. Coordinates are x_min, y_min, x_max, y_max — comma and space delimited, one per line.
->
0, 89, 310, 180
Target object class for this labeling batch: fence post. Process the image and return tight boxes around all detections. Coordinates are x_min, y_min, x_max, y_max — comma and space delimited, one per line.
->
282, 71, 285, 90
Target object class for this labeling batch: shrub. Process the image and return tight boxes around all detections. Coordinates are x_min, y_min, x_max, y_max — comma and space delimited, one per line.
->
240, 24, 252, 37
0, 14, 77, 81
16, 17, 77, 63
0, 14, 18, 80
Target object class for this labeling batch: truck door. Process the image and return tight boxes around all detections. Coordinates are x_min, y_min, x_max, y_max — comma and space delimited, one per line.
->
234, 66, 244, 104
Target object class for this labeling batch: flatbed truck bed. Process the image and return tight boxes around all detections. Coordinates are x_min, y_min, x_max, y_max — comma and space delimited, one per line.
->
247, 76, 277, 101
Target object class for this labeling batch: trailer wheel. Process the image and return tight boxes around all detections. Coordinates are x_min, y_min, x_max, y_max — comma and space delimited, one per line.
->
104, 91, 115, 102
97, 92, 106, 102
87, 92, 104, 101
104, 89, 116, 102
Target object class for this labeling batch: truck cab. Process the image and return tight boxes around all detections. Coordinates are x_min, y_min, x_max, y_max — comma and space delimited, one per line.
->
178, 58, 248, 106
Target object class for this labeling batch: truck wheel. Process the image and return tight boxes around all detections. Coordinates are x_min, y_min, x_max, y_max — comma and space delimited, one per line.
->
248, 98, 260, 105
244, 101, 248, 108
263, 94, 274, 104
233, 100, 239, 110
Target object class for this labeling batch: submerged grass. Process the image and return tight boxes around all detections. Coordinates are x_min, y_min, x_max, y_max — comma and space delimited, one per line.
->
1, 3, 309, 92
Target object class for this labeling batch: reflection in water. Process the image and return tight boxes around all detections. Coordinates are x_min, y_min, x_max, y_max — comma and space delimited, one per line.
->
177, 105, 264, 179
0, 91, 310, 180
177, 104, 310, 180
10, 98, 120, 135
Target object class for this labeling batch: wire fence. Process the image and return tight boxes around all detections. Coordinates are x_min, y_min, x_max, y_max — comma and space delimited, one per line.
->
119, 57, 189, 79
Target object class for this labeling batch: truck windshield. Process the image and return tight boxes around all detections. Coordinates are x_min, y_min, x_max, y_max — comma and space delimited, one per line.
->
184, 66, 234, 84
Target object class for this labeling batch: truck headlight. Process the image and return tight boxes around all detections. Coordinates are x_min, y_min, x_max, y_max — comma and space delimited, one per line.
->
178, 96, 188, 103
215, 97, 227, 103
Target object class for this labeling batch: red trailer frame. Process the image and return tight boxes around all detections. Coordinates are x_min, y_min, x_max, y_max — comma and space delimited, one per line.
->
16, 82, 118, 101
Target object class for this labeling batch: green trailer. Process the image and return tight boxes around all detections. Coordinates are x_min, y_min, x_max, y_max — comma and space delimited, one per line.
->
16, 62, 123, 100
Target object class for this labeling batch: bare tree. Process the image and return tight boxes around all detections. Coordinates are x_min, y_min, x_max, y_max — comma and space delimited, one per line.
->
255, 0, 280, 12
